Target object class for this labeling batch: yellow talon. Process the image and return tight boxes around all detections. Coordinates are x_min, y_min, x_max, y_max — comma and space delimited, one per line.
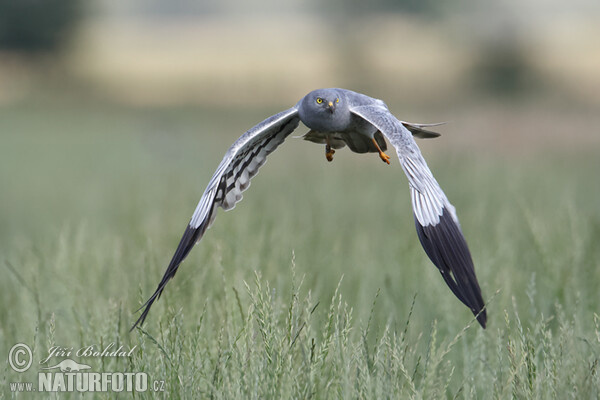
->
379, 152, 391, 164
371, 138, 390, 165
325, 144, 335, 162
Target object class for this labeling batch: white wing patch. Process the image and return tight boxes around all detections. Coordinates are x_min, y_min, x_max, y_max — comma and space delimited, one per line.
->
411, 187, 443, 226
401, 156, 441, 226
402, 155, 458, 227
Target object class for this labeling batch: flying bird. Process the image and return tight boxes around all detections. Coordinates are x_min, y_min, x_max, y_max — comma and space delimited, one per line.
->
132, 88, 487, 329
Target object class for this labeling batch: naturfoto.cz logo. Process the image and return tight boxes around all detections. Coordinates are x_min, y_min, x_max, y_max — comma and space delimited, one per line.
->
8, 343, 165, 393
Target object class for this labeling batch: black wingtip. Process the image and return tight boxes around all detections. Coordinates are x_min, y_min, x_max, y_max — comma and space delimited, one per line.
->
472, 304, 487, 329
414, 208, 487, 328
478, 308, 487, 329
130, 289, 162, 332
130, 224, 202, 332
130, 298, 154, 332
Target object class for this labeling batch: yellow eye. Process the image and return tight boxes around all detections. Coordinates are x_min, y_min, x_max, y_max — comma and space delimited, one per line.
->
316, 98, 323, 104
336, 98, 340, 103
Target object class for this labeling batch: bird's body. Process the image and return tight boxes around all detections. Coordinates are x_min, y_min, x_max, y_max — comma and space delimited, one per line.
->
300, 89, 386, 157
132, 88, 487, 330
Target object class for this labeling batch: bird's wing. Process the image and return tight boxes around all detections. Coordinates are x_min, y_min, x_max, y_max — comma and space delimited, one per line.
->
350, 104, 486, 328
132, 107, 300, 329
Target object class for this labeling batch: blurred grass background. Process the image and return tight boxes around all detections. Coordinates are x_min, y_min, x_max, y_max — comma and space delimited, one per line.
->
1, 0, 599, 398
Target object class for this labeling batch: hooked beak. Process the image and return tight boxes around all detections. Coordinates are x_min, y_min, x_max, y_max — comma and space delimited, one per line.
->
327, 101, 335, 113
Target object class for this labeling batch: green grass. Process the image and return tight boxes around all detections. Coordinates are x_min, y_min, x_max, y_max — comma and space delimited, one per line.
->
1, 101, 599, 398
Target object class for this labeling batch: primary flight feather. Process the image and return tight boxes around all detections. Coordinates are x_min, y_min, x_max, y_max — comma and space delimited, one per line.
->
132, 88, 486, 330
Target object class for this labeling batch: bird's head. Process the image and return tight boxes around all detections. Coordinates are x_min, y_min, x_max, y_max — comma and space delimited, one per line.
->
298, 88, 350, 131
307, 89, 341, 113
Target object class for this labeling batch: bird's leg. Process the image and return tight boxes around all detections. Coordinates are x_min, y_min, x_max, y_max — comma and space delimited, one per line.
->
371, 138, 391, 164
325, 143, 335, 162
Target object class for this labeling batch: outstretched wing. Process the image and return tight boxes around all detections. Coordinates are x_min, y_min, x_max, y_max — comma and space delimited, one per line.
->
350, 104, 487, 328
132, 107, 300, 329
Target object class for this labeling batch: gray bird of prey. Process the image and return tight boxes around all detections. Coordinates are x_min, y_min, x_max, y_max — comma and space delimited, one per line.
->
132, 88, 487, 330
